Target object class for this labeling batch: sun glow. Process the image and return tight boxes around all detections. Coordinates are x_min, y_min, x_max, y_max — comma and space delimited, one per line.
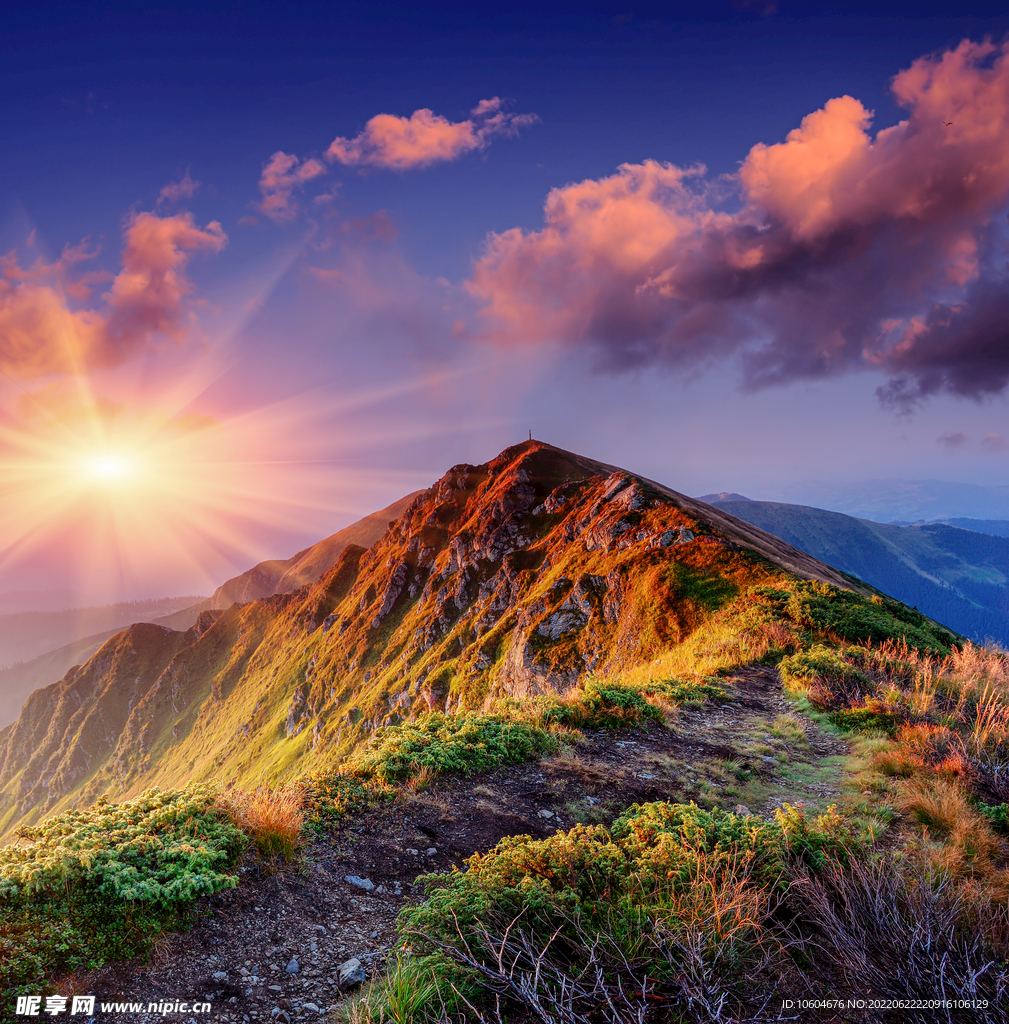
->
82, 453, 137, 483
0, 367, 450, 600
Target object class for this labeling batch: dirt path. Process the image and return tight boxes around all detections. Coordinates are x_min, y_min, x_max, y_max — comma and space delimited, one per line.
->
75, 666, 851, 1023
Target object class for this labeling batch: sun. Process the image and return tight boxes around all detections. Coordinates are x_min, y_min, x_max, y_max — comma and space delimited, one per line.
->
82, 453, 136, 483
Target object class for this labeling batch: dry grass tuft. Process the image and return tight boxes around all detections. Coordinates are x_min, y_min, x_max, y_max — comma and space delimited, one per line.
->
218, 785, 305, 861
792, 854, 1009, 1018
899, 777, 974, 834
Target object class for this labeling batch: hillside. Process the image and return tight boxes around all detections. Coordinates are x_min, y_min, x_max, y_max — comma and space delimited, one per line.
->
0, 497, 424, 730
941, 517, 1009, 538
711, 499, 1009, 643
0, 440, 924, 834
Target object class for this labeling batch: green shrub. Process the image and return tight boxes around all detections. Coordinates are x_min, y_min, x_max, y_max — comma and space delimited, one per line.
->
779, 643, 869, 695
341, 712, 560, 785
650, 677, 730, 703
537, 678, 663, 728
976, 801, 1009, 835
0, 784, 243, 902
785, 581, 956, 654
0, 784, 244, 994
300, 772, 389, 831
829, 705, 898, 736
363, 801, 858, 1023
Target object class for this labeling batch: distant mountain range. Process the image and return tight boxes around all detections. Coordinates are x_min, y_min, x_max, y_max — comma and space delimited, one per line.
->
759, 479, 1009, 524
707, 499, 1009, 645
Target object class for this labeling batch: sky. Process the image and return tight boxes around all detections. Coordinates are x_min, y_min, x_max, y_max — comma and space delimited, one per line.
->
3, 0, 1009, 602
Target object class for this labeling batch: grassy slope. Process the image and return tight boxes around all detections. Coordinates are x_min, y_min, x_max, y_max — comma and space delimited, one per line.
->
714, 499, 1009, 643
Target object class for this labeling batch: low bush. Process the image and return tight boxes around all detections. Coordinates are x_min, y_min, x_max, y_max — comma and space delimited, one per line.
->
977, 800, 1009, 835
299, 771, 389, 832
0, 784, 245, 995
534, 678, 664, 728
784, 581, 957, 654
349, 801, 856, 1023
341, 712, 561, 785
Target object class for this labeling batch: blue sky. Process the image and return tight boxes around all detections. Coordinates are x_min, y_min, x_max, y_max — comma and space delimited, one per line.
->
3, 1, 1009, 599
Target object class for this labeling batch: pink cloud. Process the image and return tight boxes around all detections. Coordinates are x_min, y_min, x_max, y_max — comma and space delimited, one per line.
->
326, 97, 537, 171
467, 39, 1009, 406
157, 169, 201, 208
0, 212, 226, 377
258, 151, 327, 223
982, 433, 1009, 452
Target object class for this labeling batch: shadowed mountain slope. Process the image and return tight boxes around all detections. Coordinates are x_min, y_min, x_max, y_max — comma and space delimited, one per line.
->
711, 499, 1009, 644
0, 496, 423, 731
940, 518, 1009, 538
0, 441, 917, 834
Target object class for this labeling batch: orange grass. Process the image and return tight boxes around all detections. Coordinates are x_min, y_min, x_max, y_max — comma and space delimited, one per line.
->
218, 785, 305, 860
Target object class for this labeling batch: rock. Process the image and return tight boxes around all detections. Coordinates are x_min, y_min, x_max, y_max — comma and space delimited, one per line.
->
762, 756, 775, 763
338, 958, 367, 990
303, 1005, 320, 1014
537, 809, 554, 819
585, 796, 600, 805
285, 958, 300, 974
239, 968, 250, 977
213, 972, 229, 981
734, 805, 751, 816
425, 847, 437, 856
268, 987, 283, 993
344, 875, 375, 891
270, 1010, 280, 1019
406, 848, 418, 855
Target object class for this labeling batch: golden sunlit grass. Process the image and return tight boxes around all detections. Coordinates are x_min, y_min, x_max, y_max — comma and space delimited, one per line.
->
217, 785, 305, 860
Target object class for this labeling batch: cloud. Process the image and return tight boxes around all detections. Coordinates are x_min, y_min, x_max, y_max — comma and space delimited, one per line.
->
937, 430, 969, 449
982, 432, 1009, 452
0, 212, 226, 378
467, 39, 1009, 406
157, 169, 201, 208
326, 97, 537, 171
258, 151, 327, 223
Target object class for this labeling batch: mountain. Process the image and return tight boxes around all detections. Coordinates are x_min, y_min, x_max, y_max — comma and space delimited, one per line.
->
771, 479, 1009, 523
0, 441, 884, 833
200, 493, 424, 610
0, 496, 424, 731
939, 518, 1009, 538
697, 492, 752, 503
710, 499, 1009, 644
0, 596, 205, 669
